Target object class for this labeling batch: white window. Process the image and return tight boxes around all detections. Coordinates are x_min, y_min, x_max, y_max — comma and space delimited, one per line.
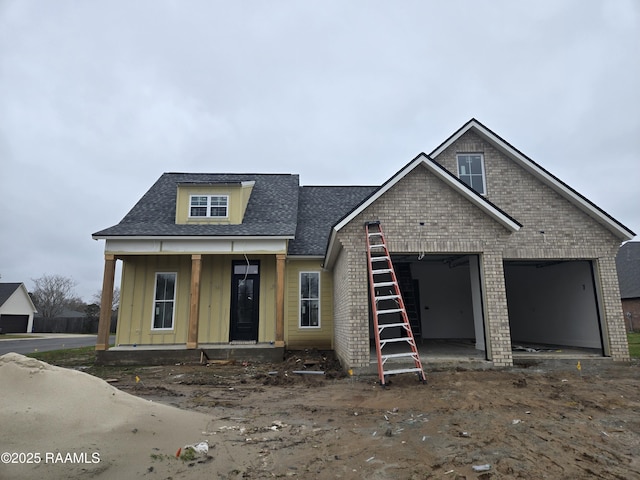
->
189, 195, 229, 218
152, 272, 176, 330
457, 154, 486, 195
299, 272, 320, 328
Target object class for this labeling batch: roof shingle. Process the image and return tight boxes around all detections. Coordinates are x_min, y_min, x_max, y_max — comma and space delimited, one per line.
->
93, 173, 300, 237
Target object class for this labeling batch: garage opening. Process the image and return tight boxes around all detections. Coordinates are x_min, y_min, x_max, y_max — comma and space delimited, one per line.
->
369, 254, 487, 360
0, 314, 29, 333
503, 260, 604, 356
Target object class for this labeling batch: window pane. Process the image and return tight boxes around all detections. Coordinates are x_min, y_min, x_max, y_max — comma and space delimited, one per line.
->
154, 301, 174, 329
155, 274, 176, 300
210, 206, 227, 217
234, 264, 259, 275
190, 196, 208, 206
300, 299, 319, 327
210, 196, 227, 206
469, 156, 483, 174
301, 273, 319, 298
471, 175, 485, 194
190, 206, 207, 216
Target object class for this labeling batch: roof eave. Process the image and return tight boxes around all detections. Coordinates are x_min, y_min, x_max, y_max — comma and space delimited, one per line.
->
92, 234, 295, 241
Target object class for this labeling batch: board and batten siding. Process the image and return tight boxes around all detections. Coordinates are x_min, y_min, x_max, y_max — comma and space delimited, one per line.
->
117, 255, 191, 346
285, 258, 334, 349
116, 254, 278, 346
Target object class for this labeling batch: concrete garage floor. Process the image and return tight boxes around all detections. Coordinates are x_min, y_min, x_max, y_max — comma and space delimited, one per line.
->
367, 338, 606, 374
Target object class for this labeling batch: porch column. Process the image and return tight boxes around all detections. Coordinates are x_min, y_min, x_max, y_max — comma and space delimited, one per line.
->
187, 254, 202, 349
275, 254, 286, 346
96, 254, 116, 351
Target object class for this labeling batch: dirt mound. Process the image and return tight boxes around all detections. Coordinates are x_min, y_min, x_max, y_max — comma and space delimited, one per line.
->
0, 353, 215, 479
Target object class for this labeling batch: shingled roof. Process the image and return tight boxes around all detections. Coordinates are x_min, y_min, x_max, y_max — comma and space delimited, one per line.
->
0, 283, 22, 307
288, 185, 378, 256
617, 242, 640, 299
92, 173, 300, 238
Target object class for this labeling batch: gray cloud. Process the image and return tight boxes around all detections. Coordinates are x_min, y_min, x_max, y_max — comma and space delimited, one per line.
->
1, 0, 638, 300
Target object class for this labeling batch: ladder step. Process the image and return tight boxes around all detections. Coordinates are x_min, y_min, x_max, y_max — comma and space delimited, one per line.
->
375, 294, 400, 301
374, 281, 397, 288
367, 232, 383, 237
382, 353, 418, 360
380, 337, 414, 344
370, 256, 390, 262
377, 308, 404, 315
378, 323, 407, 330
372, 269, 393, 275
369, 244, 386, 250
383, 367, 424, 376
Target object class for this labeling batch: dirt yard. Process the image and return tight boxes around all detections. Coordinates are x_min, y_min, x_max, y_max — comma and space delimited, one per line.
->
75, 352, 640, 479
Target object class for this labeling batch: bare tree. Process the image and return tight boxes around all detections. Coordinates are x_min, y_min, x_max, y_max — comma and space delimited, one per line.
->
93, 287, 120, 311
30, 274, 77, 319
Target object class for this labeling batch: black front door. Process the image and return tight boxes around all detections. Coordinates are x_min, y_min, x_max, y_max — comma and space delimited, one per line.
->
230, 260, 260, 342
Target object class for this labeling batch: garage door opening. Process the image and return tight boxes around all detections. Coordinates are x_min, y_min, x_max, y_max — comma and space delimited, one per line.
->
503, 260, 604, 356
369, 254, 487, 360
0, 314, 29, 333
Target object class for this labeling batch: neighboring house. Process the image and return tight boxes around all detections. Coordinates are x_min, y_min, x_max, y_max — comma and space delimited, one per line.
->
616, 242, 640, 332
0, 283, 38, 333
92, 119, 635, 369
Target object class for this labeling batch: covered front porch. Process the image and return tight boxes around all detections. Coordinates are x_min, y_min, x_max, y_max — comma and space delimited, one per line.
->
95, 248, 288, 361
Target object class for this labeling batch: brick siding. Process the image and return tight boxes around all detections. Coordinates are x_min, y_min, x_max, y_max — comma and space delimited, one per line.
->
332, 131, 629, 369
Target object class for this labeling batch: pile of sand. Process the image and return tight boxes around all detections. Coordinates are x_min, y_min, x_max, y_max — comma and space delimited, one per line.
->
0, 353, 215, 479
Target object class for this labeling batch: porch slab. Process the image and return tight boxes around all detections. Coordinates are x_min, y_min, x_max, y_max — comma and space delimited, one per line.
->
96, 343, 285, 366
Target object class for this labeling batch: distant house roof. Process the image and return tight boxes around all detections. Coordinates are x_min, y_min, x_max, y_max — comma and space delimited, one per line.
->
92, 173, 300, 238
0, 283, 22, 307
288, 185, 378, 256
0, 282, 37, 313
34, 307, 85, 319
617, 242, 640, 299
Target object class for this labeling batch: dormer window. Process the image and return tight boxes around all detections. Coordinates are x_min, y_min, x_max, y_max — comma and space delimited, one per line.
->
457, 154, 486, 195
189, 195, 229, 218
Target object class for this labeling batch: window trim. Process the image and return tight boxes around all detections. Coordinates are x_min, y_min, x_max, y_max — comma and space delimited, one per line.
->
188, 194, 229, 218
456, 153, 487, 196
151, 272, 177, 331
299, 271, 321, 329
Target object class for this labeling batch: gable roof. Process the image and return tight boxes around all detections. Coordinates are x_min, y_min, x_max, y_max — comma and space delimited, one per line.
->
0, 283, 22, 307
617, 242, 640, 299
0, 283, 37, 312
288, 185, 378, 256
323, 153, 522, 268
430, 118, 635, 241
92, 173, 300, 238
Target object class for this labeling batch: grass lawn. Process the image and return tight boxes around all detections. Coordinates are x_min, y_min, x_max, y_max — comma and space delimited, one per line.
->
628, 333, 640, 358
26, 346, 98, 367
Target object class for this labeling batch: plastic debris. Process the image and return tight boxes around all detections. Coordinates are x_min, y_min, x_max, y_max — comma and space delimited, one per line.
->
184, 441, 209, 455
472, 464, 491, 472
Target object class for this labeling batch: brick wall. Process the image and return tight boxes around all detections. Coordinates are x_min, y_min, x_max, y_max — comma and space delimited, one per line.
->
331, 130, 629, 368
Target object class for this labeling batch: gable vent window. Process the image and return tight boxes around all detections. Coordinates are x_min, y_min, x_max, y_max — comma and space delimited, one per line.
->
457, 154, 486, 195
189, 195, 229, 218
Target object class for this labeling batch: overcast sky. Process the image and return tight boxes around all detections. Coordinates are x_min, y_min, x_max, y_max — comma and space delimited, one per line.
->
1, 0, 638, 302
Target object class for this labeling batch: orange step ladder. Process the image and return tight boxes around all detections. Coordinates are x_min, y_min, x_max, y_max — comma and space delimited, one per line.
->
365, 221, 426, 386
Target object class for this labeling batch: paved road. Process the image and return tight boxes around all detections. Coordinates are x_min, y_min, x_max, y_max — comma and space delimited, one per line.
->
0, 334, 115, 356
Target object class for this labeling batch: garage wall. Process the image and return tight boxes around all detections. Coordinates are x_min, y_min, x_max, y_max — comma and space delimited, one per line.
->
411, 261, 475, 339
504, 261, 602, 349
